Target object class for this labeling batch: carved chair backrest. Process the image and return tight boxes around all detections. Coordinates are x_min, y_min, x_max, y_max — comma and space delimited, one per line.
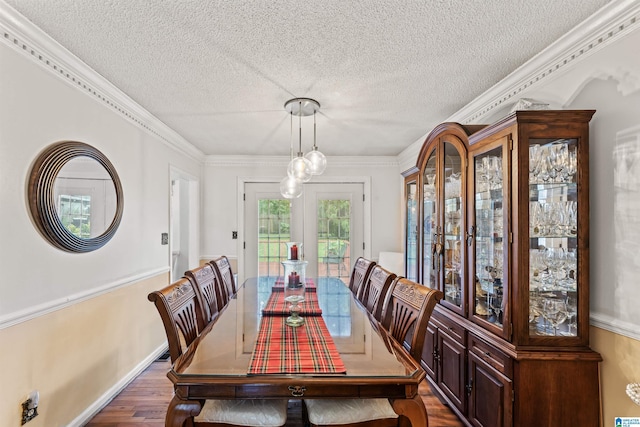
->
211, 256, 236, 303
185, 263, 220, 324
147, 278, 203, 363
380, 277, 443, 362
362, 265, 397, 322
348, 257, 376, 301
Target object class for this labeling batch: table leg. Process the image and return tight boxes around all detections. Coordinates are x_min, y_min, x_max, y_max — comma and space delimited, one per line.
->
166, 395, 202, 427
391, 395, 429, 427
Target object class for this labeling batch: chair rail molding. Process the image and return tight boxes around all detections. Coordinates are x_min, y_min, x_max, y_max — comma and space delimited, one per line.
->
591, 312, 640, 342
0, 0, 204, 163
0, 266, 170, 330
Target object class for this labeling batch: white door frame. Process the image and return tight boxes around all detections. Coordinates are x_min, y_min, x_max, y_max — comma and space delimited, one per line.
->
237, 176, 371, 284
169, 166, 200, 282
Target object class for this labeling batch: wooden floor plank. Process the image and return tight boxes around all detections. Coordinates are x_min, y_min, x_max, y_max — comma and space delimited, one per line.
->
86, 360, 464, 427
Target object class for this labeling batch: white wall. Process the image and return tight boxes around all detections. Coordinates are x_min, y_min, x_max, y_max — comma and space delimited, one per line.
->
0, 6, 202, 425
0, 41, 201, 322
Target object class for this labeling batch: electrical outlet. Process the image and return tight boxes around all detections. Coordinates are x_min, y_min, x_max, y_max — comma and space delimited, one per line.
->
232, 231, 238, 239
161, 233, 169, 245
21, 391, 39, 425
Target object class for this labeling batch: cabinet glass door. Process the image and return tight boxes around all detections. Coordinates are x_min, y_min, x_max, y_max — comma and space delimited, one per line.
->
443, 142, 463, 308
405, 179, 418, 281
422, 151, 438, 288
472, 147, 506, 329
528, 138, 578, 337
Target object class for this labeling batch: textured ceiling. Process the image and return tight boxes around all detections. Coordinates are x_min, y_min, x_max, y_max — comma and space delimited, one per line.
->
6, 0, 611, 157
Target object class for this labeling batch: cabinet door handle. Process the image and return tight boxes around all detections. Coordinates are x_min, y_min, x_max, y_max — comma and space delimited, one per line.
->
465, 380, 473, 395
433, 227, 444, 271
466, 226, 475, 247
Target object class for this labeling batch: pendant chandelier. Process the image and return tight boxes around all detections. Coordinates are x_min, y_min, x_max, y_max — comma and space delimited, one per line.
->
280, 97, 327, 199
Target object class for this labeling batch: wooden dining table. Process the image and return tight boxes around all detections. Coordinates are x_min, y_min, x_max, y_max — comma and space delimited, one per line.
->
166, 277, 429, 427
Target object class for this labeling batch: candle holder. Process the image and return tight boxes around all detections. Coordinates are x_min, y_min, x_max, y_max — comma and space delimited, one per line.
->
285, 242, 303, 260
282, 259, 307, 327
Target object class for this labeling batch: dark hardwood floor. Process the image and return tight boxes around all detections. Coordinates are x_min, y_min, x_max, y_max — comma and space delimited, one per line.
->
85, 358, 463, 427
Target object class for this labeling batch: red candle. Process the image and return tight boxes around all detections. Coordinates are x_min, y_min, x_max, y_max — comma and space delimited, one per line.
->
288, 271, 296, 286
290, 244, 298, 260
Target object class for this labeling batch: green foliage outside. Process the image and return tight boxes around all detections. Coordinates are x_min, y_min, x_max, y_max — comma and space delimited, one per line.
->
257, 198, 350, 258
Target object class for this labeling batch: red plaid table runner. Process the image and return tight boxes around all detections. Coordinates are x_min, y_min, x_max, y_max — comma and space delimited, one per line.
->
248, 316, 347, 375
273, 277, 316, 292
262, 290, 322, 316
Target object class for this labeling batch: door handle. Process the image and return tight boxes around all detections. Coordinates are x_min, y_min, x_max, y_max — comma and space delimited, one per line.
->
466, 226, 475, 247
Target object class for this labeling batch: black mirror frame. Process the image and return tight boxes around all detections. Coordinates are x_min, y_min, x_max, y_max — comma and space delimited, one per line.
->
27, 141, 124, 253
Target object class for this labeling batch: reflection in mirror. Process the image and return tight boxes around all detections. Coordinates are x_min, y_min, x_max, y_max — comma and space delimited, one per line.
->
54, 157, 117, 239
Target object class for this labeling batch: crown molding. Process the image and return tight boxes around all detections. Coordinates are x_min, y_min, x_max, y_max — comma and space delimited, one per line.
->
205, 155, 399, 168
0, 0, 204, 163
397, 0, 640, 163
448, 0, 640, 124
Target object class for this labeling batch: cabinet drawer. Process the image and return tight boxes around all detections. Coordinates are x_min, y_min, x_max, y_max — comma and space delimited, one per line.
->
468, 334, 512, 377
432, 311, 465, 344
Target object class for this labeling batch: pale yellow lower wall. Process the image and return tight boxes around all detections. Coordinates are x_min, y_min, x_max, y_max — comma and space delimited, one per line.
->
591, 326, 640, 424
0, 273, 169, 427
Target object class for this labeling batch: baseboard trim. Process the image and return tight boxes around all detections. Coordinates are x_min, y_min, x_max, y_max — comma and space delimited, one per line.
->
67, 344, 168, 427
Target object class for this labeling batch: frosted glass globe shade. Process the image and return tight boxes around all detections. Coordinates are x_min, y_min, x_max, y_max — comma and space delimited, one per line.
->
305, 149, 327, 175
287, 156, 312, 182
280, 175, 303, 199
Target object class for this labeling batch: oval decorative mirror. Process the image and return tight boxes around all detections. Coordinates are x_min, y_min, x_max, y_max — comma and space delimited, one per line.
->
27, 141, 124, 252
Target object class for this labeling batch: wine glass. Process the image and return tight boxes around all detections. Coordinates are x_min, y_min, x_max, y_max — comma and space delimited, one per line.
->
543, 298, 568, 336
564, 294, 578, 335
529, 144, 541, 183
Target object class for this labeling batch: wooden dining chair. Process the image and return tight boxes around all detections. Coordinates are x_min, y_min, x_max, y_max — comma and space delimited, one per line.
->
361, 265, 397, 323
211, 255, 237, 301
148, 279, 288, 427
184, 263, 221, 324
304, 278, 443, 427
380, 277, 443, 362
148, 278, 205, 364
348, 257, 376, 301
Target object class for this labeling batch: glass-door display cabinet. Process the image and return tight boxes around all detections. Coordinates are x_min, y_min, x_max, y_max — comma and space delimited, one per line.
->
403, 112, 602, 427
412, 123, 475, 317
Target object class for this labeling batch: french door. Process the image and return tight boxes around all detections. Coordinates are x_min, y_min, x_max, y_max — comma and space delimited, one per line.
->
244, 182, 364, 283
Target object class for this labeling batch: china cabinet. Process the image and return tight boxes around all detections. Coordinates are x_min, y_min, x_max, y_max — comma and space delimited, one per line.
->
405, 111, 601, 427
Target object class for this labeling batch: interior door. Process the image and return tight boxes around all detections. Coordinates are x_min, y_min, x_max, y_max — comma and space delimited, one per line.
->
244, 182, 364, 283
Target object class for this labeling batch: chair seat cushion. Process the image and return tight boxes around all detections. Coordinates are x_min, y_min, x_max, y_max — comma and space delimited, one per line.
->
304, 398, 398, 424
195, 399, 288, 426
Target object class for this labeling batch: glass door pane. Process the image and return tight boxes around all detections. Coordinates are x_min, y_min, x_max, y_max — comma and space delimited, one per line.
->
245, 182, 364, 283
529, 138, 578, 337
473, 147, 506, 328
316, 199, 352, 282
443, 142, 463, 308
422, 151, 438, 288
257, 199, 291, 278
406, 180, 418, 281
